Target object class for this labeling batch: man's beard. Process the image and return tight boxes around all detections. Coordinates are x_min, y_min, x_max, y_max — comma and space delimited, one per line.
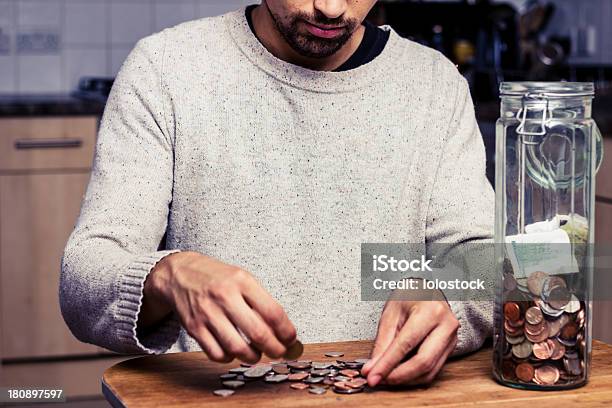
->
267, 7, 359, 59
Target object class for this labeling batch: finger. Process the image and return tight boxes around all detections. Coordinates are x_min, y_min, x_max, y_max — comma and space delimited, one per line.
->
362, 304, 404, 376
242, 279, 296, 345
366, 306, 437, 387
404, 336, 456, 386
204, 302, 262, 363
191, 325, 233, 363
222, 294, 287, 358
384, 321, 457, 385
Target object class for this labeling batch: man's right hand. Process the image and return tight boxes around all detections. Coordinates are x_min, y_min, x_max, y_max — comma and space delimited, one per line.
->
139, 251, 297, 363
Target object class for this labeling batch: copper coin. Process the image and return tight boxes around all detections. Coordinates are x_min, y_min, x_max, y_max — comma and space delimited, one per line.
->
525, 320, 546, 336
525, 326, 549, 343
501, 360, 516, 380
549, 338, 566, 360
288, 361, 311, 370
506, 317, 525, 328
527, 271, 549, 296
323, 378, 335, 386
290, 382, 310, 390
515, 362, 535, 382
560, 322, 579, 340
284, 340, 304, 360
504, 302, 521, 322
288, 372, 309, 381
273, 364, 290, 374
339, 369, 360, 378
534, 365, 560, 385
532, 340, 553, 360
525, 307, 543, 325
504, 320, 524, 335
347, 378, 367, 388
333, 381, 351, 390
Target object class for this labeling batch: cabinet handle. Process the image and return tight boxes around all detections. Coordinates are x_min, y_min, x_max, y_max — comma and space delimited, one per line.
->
14, 138, 83, 150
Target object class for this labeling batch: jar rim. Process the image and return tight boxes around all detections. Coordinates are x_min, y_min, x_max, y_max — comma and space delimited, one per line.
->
499, 82, 594, 98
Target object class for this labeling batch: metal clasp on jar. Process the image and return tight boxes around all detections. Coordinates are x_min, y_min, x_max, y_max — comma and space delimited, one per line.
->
516, 93, 550, 137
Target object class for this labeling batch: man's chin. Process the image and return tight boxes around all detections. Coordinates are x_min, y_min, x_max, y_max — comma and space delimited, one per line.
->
290, 36, 348, 59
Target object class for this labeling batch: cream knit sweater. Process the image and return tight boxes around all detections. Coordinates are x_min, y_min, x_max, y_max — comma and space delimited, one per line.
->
60, 8, 494, 356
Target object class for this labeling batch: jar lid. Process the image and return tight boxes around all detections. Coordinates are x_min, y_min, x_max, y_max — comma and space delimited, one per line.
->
500, 82, 594, 98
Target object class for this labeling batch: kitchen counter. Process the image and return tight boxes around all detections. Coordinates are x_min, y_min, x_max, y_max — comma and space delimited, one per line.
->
0, 94, 105, 117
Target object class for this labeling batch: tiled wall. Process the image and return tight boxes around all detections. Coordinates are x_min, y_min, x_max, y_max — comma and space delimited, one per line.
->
0, 0, 254, 94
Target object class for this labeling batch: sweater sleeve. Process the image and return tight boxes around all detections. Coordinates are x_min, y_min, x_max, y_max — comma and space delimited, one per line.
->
425, 71, 495, 356
60, 32, 182, 354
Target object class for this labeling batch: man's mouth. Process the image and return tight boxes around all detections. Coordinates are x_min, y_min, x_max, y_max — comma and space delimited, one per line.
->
302, 20, 347, 39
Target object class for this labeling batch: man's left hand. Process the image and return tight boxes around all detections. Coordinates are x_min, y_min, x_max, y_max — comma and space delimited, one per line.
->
361, 291, 460, 387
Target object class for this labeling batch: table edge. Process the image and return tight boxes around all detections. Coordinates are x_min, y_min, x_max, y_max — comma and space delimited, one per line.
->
102, 377, 127, 408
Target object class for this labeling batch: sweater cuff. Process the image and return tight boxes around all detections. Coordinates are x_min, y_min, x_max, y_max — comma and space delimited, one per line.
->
116, 250, 182, 354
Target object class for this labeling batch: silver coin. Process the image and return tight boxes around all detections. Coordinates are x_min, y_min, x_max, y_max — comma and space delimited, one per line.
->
264, 374, 289, 383
353, 358, 370, 365
512, 340, 533, 359
219, 373, 237, 380
325, 352, 345, 357
506, 334, 526, 345
563, 295, 581, 313
244, 365, 272, 378
213, 389, 235, 397
312, 362, 333, 369
229, 367, 250, 374
304, 376, 325, 384
221, 380, 245, 389
309, 386, 327, 395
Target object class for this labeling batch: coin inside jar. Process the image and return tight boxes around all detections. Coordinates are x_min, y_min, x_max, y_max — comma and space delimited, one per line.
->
512, 340, 533, 359
515, 362, 535, 382
532, 340, 553, 360
534, 365, 560, 385
504, 302, 521, 322
549, 338, 566, 360
527, 271, 549, 296
525, 306, 543, 325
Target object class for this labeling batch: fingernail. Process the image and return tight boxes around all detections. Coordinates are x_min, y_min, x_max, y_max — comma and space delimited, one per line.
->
369, 374, 382, 387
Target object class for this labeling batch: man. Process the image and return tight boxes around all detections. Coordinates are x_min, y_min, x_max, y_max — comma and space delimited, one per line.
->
60, 0, 494, 387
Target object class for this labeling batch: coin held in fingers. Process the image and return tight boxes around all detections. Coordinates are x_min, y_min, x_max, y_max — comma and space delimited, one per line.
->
283, 340, 304, 360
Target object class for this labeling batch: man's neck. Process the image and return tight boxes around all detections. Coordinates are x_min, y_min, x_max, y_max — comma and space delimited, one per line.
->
251, 3, 365, 72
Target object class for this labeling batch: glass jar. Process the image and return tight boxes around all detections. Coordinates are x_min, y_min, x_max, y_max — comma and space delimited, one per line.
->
492, 82, 603, 390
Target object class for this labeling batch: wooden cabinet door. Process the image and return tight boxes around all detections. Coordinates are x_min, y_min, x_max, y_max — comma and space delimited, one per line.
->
0, 172, 100, 359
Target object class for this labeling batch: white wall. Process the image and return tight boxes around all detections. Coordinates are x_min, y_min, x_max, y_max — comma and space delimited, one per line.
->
0, 0, 254, 94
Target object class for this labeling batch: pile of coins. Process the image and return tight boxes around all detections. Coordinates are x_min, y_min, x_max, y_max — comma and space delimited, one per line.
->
213, 351, 371, 397
497, 270, 587, 387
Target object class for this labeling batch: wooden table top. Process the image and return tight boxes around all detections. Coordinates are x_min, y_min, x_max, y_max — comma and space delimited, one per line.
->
102, 340, 612, 407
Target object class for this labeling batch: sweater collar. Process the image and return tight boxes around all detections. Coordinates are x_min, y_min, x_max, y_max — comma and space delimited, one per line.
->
224, 7, 405, 94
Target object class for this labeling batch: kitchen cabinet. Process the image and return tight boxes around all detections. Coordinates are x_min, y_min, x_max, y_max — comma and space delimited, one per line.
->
0, 116, 129, 399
